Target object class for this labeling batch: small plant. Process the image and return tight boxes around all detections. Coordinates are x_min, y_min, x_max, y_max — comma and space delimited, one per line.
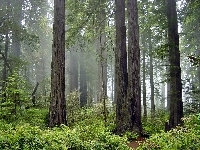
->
142, 110, 168, 135
66, 91, 81, 126
0, 69, 31, 122
137, 113, 200, 150
124, 131, 138, 141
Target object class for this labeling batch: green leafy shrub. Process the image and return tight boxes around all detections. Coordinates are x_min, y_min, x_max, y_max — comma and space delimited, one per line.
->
183, 89, 200, 115
0, 70, 31, 122
0, 123, 131, 150
66, 92, 116, 132
142, 110, 168, 135
137, 113, 200, 150
66, 91, 81, 126
123, 131, 138, 141
0, 95, 130, 149
15, 108, 48, 127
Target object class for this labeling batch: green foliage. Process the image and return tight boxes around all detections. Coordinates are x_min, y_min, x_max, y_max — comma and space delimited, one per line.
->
66, 0, 109, 47
0, 121, 130, 150
66, 91, 81, 126
153, 44, 169, 60
137, 113, 200, 150
0, 101, 130, 149
0, 70, 31, 121
142, 110, 168, 135
184, 89, 200, 115
0, 106, 48, 128
0, 124, 45, 150
184, 113, 200, 131
15, 108, 48, 127
66, 91, 116, 132
123, 131, 138, 141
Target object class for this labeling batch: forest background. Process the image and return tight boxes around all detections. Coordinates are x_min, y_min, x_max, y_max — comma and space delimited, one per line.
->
0, 0, 200, 149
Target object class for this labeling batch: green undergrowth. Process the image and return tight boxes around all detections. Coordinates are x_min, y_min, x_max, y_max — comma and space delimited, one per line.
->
0, 107, 131, 150
1, 105, 200, 150
142, 110, 169, 135
0, 123, 131, 150
137, 113, 200, 150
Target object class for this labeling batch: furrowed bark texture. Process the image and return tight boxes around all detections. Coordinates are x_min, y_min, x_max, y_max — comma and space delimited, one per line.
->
115, 0, 129, 134
127, 0, 142, 134
167, 0, 183, 129
49, 0, 66, 127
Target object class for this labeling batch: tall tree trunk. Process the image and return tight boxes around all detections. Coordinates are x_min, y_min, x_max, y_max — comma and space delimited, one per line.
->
97, 36, 102, 102
80, 53, 87, 107
97, 0, 107, 102
115, 0, 128, 134
161, 83, 165, 109
167, 0, 183, 130
12, 0, 23, 59
102, 44, 107, 101
142, 35, 147, 118
197, 49, 200, 90
49, 0, 66, 127
100, 33, 107, 102
149, 30, 155, 118
111, 59, 114, 103
127, 0, 142, 134
167, 62, 171, 111
87, 82, 93, 107
2, 32, 9, 102
69, 50, 78, 92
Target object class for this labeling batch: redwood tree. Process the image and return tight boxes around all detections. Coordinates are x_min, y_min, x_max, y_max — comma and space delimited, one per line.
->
127, 0, 142, 134
115, 0, 128, 134
166, 0, 183, 130
49, 0, 66, 127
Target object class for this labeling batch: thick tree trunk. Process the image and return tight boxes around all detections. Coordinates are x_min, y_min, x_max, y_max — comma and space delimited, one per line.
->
167, 0, 183, 129
115, 0, 129, 134
49, 0, 66, 127
127, 0, 142, 134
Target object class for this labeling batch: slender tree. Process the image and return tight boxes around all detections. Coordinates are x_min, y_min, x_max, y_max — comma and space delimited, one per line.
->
148, 30, 155, 118
80, 52, 88, 107
69, 50, 78, 92
49, 0, 66, 127
141, 35, 147, 118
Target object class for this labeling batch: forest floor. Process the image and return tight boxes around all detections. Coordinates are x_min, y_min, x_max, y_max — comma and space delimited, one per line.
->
127, 137, 146, 149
